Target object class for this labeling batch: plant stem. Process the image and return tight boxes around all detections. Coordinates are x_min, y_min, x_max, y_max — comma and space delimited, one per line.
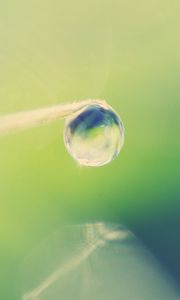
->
0, 99, 106, 135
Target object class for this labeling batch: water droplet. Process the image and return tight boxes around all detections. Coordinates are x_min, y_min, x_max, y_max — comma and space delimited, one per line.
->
64, 103, 124, 167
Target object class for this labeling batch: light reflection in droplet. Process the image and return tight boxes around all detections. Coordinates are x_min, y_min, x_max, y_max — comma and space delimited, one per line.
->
64, 103, 124, 167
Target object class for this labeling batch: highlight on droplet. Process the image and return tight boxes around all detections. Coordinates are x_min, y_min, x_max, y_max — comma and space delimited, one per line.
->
64, 102, 124, 167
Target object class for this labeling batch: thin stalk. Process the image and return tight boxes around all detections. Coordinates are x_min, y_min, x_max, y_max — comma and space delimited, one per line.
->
0, 99, 106, 135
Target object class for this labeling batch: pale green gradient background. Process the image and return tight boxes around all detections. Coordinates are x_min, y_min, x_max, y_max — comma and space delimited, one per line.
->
0, 0, 180, 299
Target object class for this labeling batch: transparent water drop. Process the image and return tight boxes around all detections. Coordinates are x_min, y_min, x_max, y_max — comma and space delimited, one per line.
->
64, 103, 124, 167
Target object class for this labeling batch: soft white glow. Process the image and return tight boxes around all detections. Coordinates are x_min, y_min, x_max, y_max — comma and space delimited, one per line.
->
21, 223, 179, 300
22, 223, 130, 300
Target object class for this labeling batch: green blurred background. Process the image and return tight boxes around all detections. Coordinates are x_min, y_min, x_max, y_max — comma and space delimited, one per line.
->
0, 0, 180, 299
